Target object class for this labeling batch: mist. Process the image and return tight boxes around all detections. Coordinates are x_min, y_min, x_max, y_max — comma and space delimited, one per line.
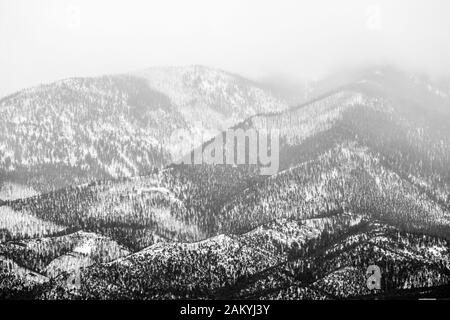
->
1, 0, 450, 98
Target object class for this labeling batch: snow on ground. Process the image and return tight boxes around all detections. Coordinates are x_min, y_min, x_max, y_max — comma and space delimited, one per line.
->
42, 231, 131, 278
0, 206, 65, 241
0, 255, 48, 284
0, 182, 38, 201
44, 252, 92, 279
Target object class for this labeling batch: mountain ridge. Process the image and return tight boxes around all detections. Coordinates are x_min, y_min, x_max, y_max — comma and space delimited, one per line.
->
1, 66, 450, 299
0, 66, 288, 196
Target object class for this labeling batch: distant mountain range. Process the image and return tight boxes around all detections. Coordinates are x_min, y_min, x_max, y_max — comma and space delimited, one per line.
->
0, 65, 287, 195
1, 66, 450, 299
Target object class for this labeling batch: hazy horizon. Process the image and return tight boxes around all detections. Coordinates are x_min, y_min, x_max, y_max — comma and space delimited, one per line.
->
1, 0, 450, 98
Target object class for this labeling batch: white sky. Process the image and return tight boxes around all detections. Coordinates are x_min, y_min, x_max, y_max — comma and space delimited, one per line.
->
1, 0, 450, 97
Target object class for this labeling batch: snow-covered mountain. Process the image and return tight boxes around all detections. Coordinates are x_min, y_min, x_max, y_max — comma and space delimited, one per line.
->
64, 219, 450, 299
0, 66, 287, 195
1, 66, 450, 299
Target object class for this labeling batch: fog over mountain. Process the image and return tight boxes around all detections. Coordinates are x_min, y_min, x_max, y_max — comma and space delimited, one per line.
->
1, 0, 450, 98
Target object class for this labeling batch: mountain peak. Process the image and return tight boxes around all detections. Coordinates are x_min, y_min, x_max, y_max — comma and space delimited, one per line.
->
0, 66, 287, 194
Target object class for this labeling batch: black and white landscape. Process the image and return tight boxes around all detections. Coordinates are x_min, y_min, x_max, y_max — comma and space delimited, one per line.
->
1, 0, 450, 300
1, 65, 450, 299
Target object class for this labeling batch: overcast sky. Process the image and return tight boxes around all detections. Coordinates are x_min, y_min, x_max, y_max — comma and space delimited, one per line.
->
1, 0, 450, 98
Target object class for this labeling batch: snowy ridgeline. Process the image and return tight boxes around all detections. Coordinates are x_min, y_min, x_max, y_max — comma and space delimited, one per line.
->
0, 182, 38, 201
0, 66, 288, 192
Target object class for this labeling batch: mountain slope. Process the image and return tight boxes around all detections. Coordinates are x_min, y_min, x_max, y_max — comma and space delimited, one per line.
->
2, 66, 450, 299
40, 217, 450, 299
5, 68, 450, 246
0, 66, 287, 195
